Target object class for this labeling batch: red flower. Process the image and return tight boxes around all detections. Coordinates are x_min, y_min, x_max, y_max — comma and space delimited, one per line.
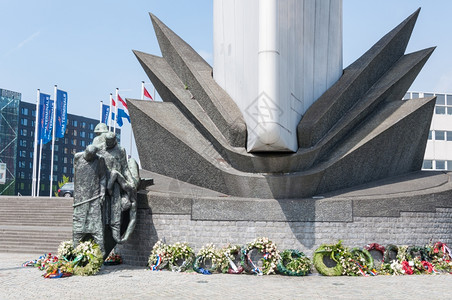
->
401, 261, 413, 275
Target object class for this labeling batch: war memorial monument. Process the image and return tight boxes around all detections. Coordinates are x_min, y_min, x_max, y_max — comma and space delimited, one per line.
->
75, 0, 452, 265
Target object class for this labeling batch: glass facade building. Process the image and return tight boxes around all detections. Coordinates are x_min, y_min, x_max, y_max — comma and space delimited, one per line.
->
0, 89, 20, 195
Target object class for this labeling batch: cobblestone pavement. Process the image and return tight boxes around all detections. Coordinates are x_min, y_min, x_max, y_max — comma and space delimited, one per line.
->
0, 253, 451, 299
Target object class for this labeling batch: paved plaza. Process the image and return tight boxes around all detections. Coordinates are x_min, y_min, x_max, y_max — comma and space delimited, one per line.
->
0, 253, 451, 299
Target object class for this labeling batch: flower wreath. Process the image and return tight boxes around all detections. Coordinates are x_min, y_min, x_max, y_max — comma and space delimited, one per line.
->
383, 244, 399, 263
407, 245, 429, 262
217, 244, 244, 274
241, 237, 280, 275
349, 247, 375, 276
277, 249, 311, 276
168, 242, 194, 273
104, 251, 123, 265
364, 243, 385, 255
72, 240, 104, 276
148, 240, 171, 271
313, 242, 344, 276
193, 243, 219, 274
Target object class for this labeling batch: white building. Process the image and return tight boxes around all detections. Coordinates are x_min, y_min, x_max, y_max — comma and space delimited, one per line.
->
405, 91, 452, 171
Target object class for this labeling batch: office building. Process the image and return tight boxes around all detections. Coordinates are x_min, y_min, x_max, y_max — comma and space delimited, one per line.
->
0, 88, 120, 196
404, 91, 452, 171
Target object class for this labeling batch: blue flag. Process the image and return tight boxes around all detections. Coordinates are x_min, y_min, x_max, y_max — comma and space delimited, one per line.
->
112, 108, 130, 127
101, 104, 110, 124
38, 93, 53, 144
42, 99, 54, 144
55, 89, 68, 138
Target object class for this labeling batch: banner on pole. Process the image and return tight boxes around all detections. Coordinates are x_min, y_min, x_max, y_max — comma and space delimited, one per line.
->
55, 89, 68, 138
39, 94, 54, 144
101, 104, 110, 124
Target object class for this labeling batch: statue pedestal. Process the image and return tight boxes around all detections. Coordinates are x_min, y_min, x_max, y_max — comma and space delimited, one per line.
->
117, 170, 452, 265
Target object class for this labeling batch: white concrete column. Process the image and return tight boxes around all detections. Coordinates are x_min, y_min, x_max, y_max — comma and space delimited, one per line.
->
213, 0, 343, 152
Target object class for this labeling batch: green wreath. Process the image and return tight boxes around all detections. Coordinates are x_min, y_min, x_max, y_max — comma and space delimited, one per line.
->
193, 255, 218, 274
350, 247, 374, 270
383, 244, 399, 263
72, 245, 104, 276
313, 245, 343, 276
277, 249, 311, 276
407, 246, 429, 262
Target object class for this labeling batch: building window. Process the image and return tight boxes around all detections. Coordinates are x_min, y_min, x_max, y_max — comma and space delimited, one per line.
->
72, 120, 78, 127
435, 106, 446, 114
435, 131, 445, 141
89, 123, 94, 130
18, 161, 25, 168
64, 147, 69, 154
19, 140, 27, 147
436, 160, 446, 170
54, 155, 58, 162
19, 150, 26, 158
31, 110, 36, 117
20, 129, 27, 136
422, 160, 433, 170
81, 140, 86, 147
89, 133, 94, 139
436, 94, 446, 105
21, 107, 29, 115
20, 118, 28, 126
54, 145, 59, 151
428, 131, 432, 140
80, 131, 86, 138
72, 139, 77, 145
447, 131, 452, 141
447, 161, 452, 171
63, 166, 67, 173
73, 129, 77, 136
81, 121, 86, 128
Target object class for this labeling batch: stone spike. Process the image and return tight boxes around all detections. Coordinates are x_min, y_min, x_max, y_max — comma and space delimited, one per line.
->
313, 46, 436, 165
148, 13, 246, 148
298, 8, 422, 148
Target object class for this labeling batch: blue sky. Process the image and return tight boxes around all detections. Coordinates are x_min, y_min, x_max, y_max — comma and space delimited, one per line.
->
1, 0, 451, 159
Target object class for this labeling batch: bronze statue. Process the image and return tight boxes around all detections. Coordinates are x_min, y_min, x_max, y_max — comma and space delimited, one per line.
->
72, 145, 107, 256
72, 123, 139, 258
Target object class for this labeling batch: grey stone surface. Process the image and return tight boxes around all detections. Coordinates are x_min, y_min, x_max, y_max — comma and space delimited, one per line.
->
3, 253, 452, 299
149, 13, 246, 148
129, 9, 435, 199
298, 9, 420, 148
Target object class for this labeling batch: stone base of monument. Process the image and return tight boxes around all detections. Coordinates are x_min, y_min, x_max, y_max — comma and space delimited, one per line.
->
117, 169, 452, 266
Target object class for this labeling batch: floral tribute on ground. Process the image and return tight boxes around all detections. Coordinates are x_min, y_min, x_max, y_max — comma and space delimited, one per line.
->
22, 240, 108, 278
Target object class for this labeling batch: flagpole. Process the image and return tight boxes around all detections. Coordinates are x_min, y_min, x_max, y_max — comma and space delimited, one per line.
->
37, 141, 43, 197
114, 88, 118, 134
49, 85, 57, 197
141, 81, 145, 100
99, 101, 103, 123
31, 89, 40, 197
109, 93, 113, 131
153, 86, 156, 102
